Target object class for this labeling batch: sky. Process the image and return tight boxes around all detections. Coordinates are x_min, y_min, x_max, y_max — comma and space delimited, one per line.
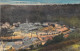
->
0, 0, 80, 5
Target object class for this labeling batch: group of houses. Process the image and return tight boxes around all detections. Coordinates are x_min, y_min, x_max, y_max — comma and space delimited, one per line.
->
0, 21, 72, 51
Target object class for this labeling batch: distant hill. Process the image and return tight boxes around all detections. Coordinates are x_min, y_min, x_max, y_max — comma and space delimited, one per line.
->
1, 4, 80, 24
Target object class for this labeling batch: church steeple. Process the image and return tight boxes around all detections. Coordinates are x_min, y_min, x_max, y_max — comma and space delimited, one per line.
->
26, 19, 28, 23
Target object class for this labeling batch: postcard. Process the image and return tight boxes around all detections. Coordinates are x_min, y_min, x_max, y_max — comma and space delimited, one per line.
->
0, 0, 80, 51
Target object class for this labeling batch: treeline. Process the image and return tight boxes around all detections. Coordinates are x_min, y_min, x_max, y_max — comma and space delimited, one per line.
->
1, 4, 80, 24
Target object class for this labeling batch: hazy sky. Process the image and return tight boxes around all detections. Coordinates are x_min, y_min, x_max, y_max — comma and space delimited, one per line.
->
0, 0, 80, 5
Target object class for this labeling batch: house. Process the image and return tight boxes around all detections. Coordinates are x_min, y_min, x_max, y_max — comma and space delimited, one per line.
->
42, 22, 49, 26
0, 42, 13, 51
34, 22, 41, 26
1, 22, 10, 28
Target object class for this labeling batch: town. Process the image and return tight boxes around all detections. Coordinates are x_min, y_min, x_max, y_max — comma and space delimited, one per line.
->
0, 20, 74, 51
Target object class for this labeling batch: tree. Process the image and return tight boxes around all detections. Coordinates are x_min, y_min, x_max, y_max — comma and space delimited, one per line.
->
44, 34, 64, 46
53, 34, 64, 43
67, 30, 80, 40
29, 45, 34, 50
0, 28, 13, 37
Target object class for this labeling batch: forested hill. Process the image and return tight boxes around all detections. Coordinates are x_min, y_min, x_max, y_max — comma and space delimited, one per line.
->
1, 4, 80, 24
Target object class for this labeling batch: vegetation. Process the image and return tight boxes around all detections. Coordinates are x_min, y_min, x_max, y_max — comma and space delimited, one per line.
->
44, 34, 64, 46
38, 29, 80, 51
29, 45, 34, 50
39, 39, 80, 51
1, 4, 80, 24
0, 28, 13, 37
57, 17, 80, 28
67, 30, 80, 40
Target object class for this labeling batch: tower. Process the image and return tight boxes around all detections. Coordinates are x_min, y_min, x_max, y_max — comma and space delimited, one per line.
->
26, 19, 28, 23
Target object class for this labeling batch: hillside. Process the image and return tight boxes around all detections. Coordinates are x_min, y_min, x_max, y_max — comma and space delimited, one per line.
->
1, 4, 80, 24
